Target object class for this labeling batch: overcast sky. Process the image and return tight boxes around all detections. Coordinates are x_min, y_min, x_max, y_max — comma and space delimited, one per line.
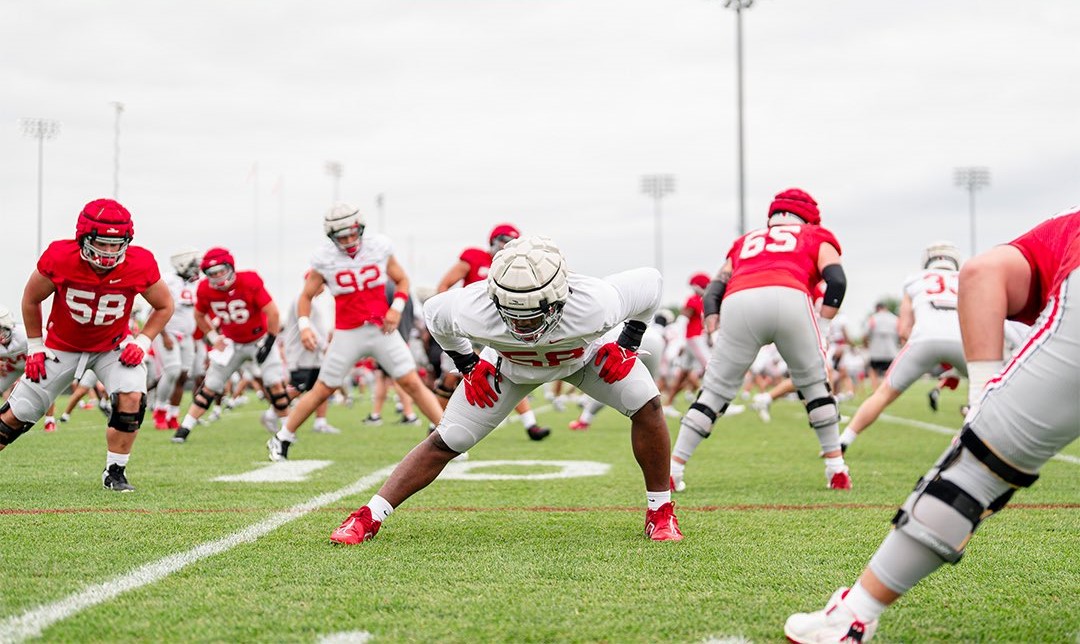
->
2, 1, 1078, 330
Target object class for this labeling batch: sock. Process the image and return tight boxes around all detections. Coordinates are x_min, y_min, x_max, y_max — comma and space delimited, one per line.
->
314, 417, 327, 429
579, 408, 596, 424
840, 427, 858, 445
45, 415, 55, 424
181, 414, 198, 430
671, 426, 707, 462
167, 405, 179, 418
844, 582, 887, 622
276, 428, 297, 443
646, 490, 671, 511
519, 410, 537, 428
824, 456, 846, 470
278, 417, 288, 430
368, 494, 394, 521
670, 459, 685, 477
106, 451, 130, 468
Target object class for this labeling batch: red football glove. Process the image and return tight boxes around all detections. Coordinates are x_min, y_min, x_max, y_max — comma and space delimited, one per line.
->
594, 342, 637, 383
24, 338, 53, 383
119, 334, 151, 367
462, 359, 501, 408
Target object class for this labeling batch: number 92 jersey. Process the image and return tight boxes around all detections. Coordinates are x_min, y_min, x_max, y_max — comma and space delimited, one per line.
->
724, 224, 841, 299
310, 235, 394, 330
38, 240, 161, 353
195, 271, 272, 344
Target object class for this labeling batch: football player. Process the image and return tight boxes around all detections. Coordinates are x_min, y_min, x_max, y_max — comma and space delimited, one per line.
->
281, 277, 340, 434
670, 188, 851, 492
839, 242, 968, 451
171, 247, 289, 444
0, 199, 174, 491
863, 301, 900, 391
785, 208, 1080, 643
151, 248, 201, 430
0, 305, 28, 397
329, 236, 683, 544
433, 223, 550, 440
268, 203, 443, 460
661, 273, 711, 414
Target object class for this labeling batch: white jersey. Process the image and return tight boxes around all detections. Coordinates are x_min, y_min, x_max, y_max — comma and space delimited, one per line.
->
310, 236, 395, 329
425, 268, 662, 383
164, 271, 198, 336
903, 268, 961, 341
0, 324, 29, 386
283, 289, 333, 369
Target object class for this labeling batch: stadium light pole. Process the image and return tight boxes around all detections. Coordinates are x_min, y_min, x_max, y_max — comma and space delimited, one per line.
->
375, 193, 386, 233
325, 161, 343, 202
954, 166, 990, 256
640, 174, 676, 278
20, 117, 61, 255
724, 0, 754, 236
111, 102, 124, 198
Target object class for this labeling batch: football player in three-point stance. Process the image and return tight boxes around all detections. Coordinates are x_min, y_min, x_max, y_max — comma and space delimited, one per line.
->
151, 248, 201, 430
839, 242, 968, 451
329, 235, 683, 545
268, 203, 443, 461
0, 199, 174, 492
669, 188, 852, 492
434, 223, 551, 441
171, 247, 289, 445
785, 209, 1080, 643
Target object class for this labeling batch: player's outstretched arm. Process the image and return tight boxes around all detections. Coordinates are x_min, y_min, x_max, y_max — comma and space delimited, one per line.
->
436, 260, 470, 293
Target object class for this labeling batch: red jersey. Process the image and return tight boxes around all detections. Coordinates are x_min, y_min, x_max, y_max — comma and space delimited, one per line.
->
459, 247, 492, 285
1007, 209, 1080, 325
1049, 233, 1080, 299
683, 294, 704, 338
311, 236, 395, 330
195, 271, 272, 343
38, 240, 161, 353
725, 224, 841, 298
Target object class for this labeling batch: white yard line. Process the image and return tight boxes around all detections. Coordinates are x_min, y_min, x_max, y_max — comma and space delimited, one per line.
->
0, 464, 397, 644
876, 412, 1079, 467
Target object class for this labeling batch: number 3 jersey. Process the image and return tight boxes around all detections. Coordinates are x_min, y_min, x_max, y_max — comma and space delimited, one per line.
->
424, 267, 662, 383
902, 268, 961, 341
195, 271, 272, 344
724, 224, 841, 298
309, 235, 394, 330
37, 239, 161, 353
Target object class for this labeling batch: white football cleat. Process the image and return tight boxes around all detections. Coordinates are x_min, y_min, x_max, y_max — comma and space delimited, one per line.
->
751, 392, 772, 422
260, 409, 279, 436
662, 405, 682, 419
785, 587, 878, 643
669, 475, 686, 493
725, 403, 746, 416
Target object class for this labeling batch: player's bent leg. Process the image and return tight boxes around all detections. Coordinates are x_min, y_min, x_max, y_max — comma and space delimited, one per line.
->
840, 383, 903, 449
0, 404, 35, 451
669, 388, 730, 491
395, 371, 443, 427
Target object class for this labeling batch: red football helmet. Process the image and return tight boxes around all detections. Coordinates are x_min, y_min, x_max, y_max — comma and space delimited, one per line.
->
689, 272, 710, 294
489, 223, 521, 254
201, 247, 237, 290
768, 188, 820, 226
76, 199, 134, 270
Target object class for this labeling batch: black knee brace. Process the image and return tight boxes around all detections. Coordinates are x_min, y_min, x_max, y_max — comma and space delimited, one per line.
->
109, 393, 147, 433
0, 403, 33, 446
192, 386, 217, 410
268, 387, 291, 411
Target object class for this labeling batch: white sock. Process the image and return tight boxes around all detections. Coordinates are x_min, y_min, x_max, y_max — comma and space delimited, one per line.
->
670, 460, 685, 477
843, 582, 887, 622
519, 410, 537, 427
45, 415, 55, 424
840, 427, 859, 445
181, 414, 198, 430
276, 428, 297, 443
314, 417, 327, 429
368, 494, 394, 521
646, 490, 671, 511
106, 451, 129, 468
167, 405, 180, 418
824, 456, 846, 469
580, 408, 596, 423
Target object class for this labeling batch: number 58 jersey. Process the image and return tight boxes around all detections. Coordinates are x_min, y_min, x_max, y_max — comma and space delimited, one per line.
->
309, 235, 394, 330
38, 239, 161, 353
724, 224, 842, 299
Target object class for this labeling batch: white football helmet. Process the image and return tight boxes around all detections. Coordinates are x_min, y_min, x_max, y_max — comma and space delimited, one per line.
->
0, 305, 14, 345
170, 248, 202, 281
487, 236, 570, 343
922, 241, 962, 271
324, 203, 365, 256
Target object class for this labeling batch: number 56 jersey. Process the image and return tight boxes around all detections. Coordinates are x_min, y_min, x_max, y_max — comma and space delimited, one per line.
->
309, 236, 394, 330
724, 224, 841, 298
38, 239, 161, 353
195, 271, 272, 344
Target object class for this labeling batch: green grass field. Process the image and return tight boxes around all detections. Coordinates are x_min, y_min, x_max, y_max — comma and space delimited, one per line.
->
1, 382, 1077, 643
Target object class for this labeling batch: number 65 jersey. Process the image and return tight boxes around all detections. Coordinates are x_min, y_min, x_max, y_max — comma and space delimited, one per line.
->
724, 224, 841, 299
38, 239, 161, 353
309, 236, 394, 330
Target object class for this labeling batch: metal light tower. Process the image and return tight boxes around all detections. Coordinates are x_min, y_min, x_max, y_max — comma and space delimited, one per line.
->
111, 102, 124, 198
723, 0, 754, 236
640, 174, 676, 278
375, 193, 386, 233
20, 117, 61, 255
325, 161, 343, 202
954, 166, 990, 256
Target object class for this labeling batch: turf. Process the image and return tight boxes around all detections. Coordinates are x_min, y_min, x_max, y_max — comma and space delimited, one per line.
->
0, 382, 1076, 642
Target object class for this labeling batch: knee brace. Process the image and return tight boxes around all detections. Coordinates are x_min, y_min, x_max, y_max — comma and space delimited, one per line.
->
435, 373, 460, 400
268, 387, 291, 411
892, 426, 1037, 563
0, 404, 33, 446
805, 396, 840, 429
192, 386, 217, 410
681, 398, 727, 439
109, 393, 147, 433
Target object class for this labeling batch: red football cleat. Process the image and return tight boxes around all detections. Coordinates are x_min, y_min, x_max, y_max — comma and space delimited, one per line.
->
43, 420, 57, 433
153, 408, 169, 430
167, 416, 180, 430
644, 501, 683, 541
828, 467, 853, 490
329, 506, 382, 545
568, 419, 590, 431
